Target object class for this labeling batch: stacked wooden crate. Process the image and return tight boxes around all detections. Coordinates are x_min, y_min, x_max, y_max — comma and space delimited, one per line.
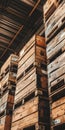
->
44, 0, 65, 130
0, 54, 18, 130
11, 35, 50, 130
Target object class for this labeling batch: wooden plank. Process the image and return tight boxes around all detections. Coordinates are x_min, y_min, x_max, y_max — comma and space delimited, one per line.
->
47, 28, 65, 57
48, 65, 65, 85
52, 103, 65, 119
52, 96, 65, 109
16, 68, 47, 95
45, 1, 65, 41
47, 38, 65, 60
18, 45, 46, 78
52, 115, 65, 126
44, 0, 59, 21
12, 97, 39, 122
48, 52, 65, 74
11, 112, 38, 130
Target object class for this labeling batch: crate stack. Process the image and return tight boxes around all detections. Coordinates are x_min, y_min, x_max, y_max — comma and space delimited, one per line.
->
44, 0, 65, 130
11, 35, 50, 130
0, 54, 18, 130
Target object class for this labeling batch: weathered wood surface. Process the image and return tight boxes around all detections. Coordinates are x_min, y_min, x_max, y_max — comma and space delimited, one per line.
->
47, 28, 65, 59
48, 65, 65, 85
16, 68, 47, 94
1, 54, 18, 75
50, 74, 65, 88
19, 35, 46, 61
52, 96, 65, 109
47, 38, 65, 61
17, 45, 46, 79
52, 115, 65, 126
12, 97, 49, 130
1, 72, 17, 88
15, 69, 47, 104
52, 103, 65, 119
45, 1, 65, 41
44, 0, 59, 21
47, 52, 65, 74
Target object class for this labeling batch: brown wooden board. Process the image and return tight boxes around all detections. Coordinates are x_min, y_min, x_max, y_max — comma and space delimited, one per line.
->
52, 115, 65, 126
51, 96, 65, 109
44, 0, 59, 21
52, 103, 65, 119
45, 1, 65, 41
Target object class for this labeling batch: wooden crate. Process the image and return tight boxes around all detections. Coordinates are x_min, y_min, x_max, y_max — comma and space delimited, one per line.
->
44, 0, 59, 21
48, 65, 65, 86
47, 28, 65, 60
1, 54, 18, 75
19, 35, 46, 60
15, 67, 48, 104
0, 91, 14, 107
17, 44, 46, 79
45, 1, 65, 41
16, 68, 47, 94
47, 52, 65, 74
11, 96, 49, 130
1, 72, 17, 88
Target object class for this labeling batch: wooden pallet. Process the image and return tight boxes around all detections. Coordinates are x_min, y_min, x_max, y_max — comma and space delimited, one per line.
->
47, 28, 65, 59
47, 39, 65, 63
47, 52, 65, 74
44, 0, 59, 21
1, 54, 18, 75
0, 91, 14, 107
49, 85, 65, 104
45, 1, 65, 41
49, 74, 65, 95
48, 65, 65, 86
11, 96, 50, 130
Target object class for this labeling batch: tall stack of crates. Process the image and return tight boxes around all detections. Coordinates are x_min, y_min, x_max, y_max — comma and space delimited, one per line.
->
0, 54, 18, 130
11, 35, 50, 130
44, 0, 65, 130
